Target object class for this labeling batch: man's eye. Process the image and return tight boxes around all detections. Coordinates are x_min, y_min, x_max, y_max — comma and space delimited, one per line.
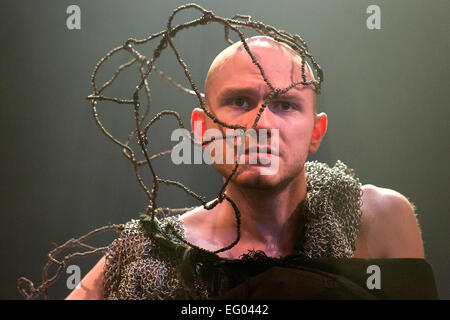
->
281, 102, 291, 110
232, 97, 249, 108
277, 101, 293, 111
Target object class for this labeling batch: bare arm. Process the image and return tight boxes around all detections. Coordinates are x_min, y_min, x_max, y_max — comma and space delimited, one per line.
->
353, 184, 425, 259
65, 255, 106, 300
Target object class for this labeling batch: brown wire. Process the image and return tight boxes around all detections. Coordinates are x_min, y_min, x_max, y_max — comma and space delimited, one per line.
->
17, 3, 323, 299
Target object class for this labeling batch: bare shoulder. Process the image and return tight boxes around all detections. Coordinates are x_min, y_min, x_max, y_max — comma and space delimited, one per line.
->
353, 184, 425, 259
179, 200, 221, 235
65, 255, 105, 300
179, 201, 229, 252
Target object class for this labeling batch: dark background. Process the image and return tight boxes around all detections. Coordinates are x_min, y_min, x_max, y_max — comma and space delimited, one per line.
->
1, 0, 448, 299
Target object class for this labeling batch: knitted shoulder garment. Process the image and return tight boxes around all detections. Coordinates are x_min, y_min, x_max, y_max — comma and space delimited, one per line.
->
103, 160, 363, 299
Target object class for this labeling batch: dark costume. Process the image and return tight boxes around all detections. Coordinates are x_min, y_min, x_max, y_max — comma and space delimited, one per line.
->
102, 161, 438, 299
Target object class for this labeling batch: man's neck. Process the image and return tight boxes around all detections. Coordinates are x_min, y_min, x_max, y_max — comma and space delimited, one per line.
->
215, 169, 307, 256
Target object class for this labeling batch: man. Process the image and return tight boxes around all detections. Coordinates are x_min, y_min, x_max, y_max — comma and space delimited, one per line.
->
66, 36, 426, 300
184, 36, 424, 261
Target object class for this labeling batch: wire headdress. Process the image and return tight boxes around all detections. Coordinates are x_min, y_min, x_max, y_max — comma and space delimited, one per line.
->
17, 3, 323, 299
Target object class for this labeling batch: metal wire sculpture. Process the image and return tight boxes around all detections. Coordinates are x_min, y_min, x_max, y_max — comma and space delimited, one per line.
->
17, 3, 323, 299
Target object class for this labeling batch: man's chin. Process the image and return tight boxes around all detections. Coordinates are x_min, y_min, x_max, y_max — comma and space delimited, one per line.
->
224, 167, 282, 189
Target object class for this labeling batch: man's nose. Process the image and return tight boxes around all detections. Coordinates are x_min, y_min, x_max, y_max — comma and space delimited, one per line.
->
248, 101, 276, 131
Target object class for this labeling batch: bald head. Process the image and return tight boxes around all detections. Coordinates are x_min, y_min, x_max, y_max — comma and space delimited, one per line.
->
204, 36, 316, 107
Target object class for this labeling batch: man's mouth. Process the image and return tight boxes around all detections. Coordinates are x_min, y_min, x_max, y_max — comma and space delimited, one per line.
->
244, 145, 279, 156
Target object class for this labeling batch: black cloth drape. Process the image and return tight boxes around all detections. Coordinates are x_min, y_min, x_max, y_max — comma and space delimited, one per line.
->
198, 253, 439, 300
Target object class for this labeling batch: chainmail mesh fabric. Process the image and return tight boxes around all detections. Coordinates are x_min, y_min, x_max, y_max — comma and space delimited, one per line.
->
103, 160, 363, 300
103, 219, 188, 299
302, 160, 363, 258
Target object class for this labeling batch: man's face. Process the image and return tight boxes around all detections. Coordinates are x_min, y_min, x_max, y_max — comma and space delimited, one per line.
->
198, 38, 323, 189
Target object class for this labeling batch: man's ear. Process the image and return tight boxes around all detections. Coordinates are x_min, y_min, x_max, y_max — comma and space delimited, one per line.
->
309, 112, 327, 154
191, 107, 206, 143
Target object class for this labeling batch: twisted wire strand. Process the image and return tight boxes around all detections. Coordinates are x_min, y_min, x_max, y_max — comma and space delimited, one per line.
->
17, 3, 323, 299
